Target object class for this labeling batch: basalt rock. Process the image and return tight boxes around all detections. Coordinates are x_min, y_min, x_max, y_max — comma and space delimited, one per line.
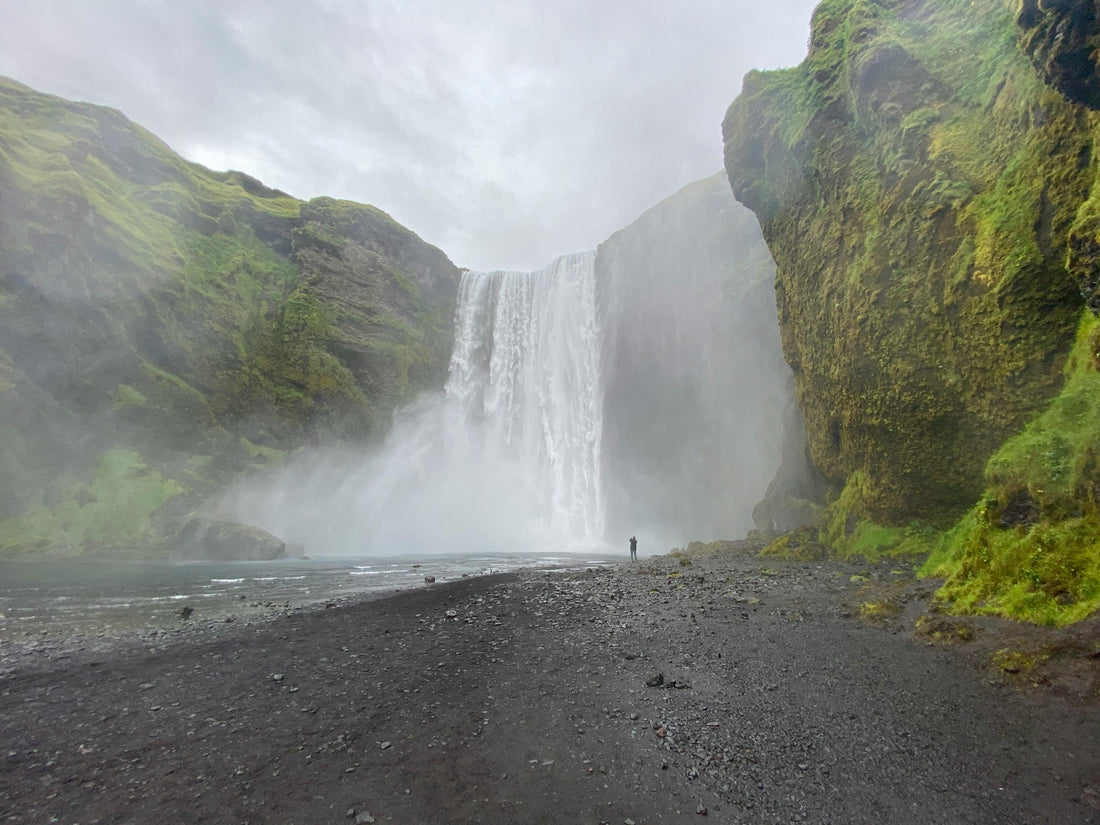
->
172, 517, 286, 562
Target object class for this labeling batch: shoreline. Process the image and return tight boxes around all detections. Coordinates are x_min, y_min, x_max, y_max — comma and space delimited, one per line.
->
0, 552, 621, 677
2, 549, 1098, 823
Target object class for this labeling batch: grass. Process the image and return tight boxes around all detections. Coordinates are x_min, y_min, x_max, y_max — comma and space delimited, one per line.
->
0, 449, 183, 556
922, 312, 1100, 626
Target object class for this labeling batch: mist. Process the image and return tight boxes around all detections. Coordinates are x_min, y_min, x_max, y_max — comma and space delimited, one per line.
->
224, 253, 607, 556
223, 175, 791, 557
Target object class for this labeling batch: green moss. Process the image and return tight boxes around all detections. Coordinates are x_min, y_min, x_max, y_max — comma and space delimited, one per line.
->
991, 646, 1050, 675
815, 472, 937, 561
239, 436, 285, 463
921, 312, 1100, 626
915, 614, 976, 643
0, 449, 183, 555
724, 0, 1092, 530
0, 76, 463, 559
112, 383, 147, 409
760, 526, 829, 560
858, 600, 900, 621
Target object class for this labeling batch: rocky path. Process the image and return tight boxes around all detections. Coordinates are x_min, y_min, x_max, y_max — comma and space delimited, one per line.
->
1, 550, 1098, 824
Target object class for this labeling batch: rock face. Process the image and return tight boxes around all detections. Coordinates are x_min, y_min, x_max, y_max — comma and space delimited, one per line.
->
723, 0, 1100, 624
596, 173, 811, 545
0, 76, 460, 555
1016, 0, 1100, 110
723, 0, 1094, 528
751, 384, 828, 533
172, 518, 286, 561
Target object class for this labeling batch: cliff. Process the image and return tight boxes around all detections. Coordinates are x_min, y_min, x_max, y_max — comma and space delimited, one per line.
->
596, 173, 820, 546
723, 0, 1100, 624
0, 77, 460, 556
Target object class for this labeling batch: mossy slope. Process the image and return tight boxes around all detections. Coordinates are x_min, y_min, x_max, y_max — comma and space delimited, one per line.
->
0, 76, 460, 555
922, 313, 1100, 626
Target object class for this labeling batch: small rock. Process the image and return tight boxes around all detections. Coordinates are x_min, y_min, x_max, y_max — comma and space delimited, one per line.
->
272, 674, 285, 682
645, 672, 665, 688
424, 576, 436, 584
696, 804, 708, 816
380, 741, 392, 750
355, 812, 376, 824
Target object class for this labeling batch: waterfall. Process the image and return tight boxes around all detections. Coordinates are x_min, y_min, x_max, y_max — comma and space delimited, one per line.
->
447, 251, 605, 545
225, 251, 606, 555
226, 175, 792, 557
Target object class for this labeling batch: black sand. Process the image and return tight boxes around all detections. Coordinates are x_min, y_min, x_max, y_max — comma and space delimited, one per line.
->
2, 550, 1098, 824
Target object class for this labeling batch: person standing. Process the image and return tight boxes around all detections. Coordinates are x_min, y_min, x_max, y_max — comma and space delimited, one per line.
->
629, 535, 637, 561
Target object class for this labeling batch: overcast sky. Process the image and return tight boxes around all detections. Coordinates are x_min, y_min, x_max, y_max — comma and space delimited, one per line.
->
0, 0, 816, 271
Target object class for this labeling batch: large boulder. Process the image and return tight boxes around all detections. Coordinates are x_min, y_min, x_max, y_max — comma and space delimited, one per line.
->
172, 517, 286, 561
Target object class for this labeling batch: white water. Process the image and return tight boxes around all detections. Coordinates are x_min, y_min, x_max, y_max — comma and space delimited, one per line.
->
226, 251, 607, 556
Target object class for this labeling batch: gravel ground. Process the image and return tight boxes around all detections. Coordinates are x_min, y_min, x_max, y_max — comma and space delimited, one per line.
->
1, 546, 1098, 824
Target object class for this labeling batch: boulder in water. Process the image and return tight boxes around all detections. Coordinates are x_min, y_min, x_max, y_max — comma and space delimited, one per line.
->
171, 518, 286, 561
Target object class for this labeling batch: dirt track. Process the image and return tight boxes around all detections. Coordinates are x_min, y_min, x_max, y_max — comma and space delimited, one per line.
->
2, 549, 1098, 824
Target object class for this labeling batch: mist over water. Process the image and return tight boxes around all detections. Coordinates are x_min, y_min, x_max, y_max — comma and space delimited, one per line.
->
597, 174, 789, 550
227, 178, 791, 558
226, 252, 606, 556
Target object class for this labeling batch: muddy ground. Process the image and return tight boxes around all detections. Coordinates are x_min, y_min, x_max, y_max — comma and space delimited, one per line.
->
1, 545, 1098, 824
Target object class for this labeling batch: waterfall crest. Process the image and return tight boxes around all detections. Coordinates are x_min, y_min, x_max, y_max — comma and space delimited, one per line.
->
225, 251, 606, 555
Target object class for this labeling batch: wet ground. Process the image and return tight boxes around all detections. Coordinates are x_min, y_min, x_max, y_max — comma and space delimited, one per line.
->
1, 547, 1098, 824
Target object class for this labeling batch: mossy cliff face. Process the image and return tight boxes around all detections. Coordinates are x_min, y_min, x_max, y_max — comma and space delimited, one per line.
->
1015, 0, 1100, 313
922, 313, 1100, 625
0, 77, 459, 555
723, 0, 1094, 528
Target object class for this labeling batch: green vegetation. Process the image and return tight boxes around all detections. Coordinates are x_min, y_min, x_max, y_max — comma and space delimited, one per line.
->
0, 76, 460, 555
725, 0, 1090, 527
0, 450, 183, 556
922, 313, 1100, 626
760, 526, 829, 561
725, 0, 1100, 623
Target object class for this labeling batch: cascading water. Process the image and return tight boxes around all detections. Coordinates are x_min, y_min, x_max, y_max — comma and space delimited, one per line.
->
449, 251, 605, 544
225, 250, 606, 555
228, 175, 793, 557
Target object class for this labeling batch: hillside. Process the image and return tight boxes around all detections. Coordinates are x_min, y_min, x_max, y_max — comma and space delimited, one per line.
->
0, 77, 460, 556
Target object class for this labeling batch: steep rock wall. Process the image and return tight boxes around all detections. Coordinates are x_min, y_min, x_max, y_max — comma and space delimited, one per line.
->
723, 0, 1095, 528
597, 173, 809, 547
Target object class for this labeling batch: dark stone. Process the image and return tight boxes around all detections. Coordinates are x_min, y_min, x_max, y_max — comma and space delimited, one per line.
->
171, 517, 286, 561
1016, 0, 1100, 109
999, 490, 1040, 528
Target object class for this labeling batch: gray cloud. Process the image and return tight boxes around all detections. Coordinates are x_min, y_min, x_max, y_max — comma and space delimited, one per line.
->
0, 0, 816, 270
